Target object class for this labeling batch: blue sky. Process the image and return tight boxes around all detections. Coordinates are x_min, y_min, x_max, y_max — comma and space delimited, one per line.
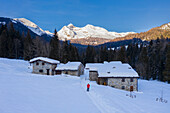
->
0, 0, 170, 33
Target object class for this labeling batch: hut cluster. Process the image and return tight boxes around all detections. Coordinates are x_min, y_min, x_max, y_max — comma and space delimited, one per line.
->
30, 57, 139, 91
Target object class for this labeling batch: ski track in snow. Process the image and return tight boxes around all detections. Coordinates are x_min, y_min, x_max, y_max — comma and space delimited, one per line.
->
80, 77, 117, 113
80, 70, 169, 113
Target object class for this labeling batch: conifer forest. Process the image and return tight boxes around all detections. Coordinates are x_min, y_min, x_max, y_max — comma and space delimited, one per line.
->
0, 22, 170, 83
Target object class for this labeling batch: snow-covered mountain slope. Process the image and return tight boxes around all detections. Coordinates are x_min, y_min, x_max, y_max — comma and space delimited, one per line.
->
58, 23, 135, 40
160, 22, 170, 30
0, 58, 169, 113
14, 18, 53, 36
44, 30, 54, 37
14, 18, 45, 36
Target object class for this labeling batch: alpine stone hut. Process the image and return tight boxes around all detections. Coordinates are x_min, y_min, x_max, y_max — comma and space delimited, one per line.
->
29, 57, 60, 75
55, 62, 84, 76
86, 61, 139, 91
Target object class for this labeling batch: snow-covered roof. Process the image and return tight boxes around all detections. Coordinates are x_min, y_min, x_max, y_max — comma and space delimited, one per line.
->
56, 62, 83, 70
29, 57, 60, 64
86, 61, 139, 78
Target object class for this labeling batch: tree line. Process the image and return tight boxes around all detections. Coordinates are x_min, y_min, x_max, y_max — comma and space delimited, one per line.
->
83, 38, 170, 83
0, 22, 169, 83
0, 22, 79, 63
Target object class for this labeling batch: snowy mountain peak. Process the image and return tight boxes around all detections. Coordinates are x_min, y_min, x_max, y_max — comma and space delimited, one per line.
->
85, 24, 95, 28
67, 23, 75, 29
58, 24, 135, 41
160, 22, 170, 30
13, 18, 46, 36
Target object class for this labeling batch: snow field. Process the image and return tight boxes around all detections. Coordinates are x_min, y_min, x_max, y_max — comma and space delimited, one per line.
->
0, 58, 169, 113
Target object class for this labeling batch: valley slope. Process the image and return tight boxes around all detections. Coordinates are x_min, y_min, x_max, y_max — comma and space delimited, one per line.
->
111, 22, 170, 42
0, 58, 169, 113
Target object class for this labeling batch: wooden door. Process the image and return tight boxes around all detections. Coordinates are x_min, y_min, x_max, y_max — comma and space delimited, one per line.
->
47, 69, 49, 75
130, 86, 133, 91
56, 70, 62, 75
52, 70, 54, 75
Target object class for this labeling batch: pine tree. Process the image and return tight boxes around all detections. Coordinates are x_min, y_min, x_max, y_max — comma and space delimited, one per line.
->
14, 31, 22, 59
163, 44, 170, 83
85, 45, 96, 63
99, 46, 108, 62
117, 46, 126, 63
49, 29, 59, 60
0, 24, 6, 35
24, 30, 33, 60
108, 47, 113, 62
136, 47, 149, 79
62, 40, 69, 63
72, 46, 79, 61
0, 30, 8, 57
126, 44, 133, 65
8, 22, 15, 58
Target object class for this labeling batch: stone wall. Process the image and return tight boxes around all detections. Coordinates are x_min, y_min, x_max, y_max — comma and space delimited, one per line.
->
61, 64, 84, 76
89, 71, 98, 81
62, 70, 78, 76
98, 77, 108, 85
32, 60, 57, 75
78, 64, 84, 76
107, 78, 138, 91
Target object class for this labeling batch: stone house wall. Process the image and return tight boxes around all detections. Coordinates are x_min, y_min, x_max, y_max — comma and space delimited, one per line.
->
89, 71, 98, 81
32, 60, 57, 75
61, 63, 84, 76
98, 77, 108, 85
98, 77, 138, 91
78, 64, 84, 75
62, 70, 78, 76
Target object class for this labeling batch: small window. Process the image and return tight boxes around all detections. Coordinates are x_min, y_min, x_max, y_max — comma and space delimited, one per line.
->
130, 78, 133, 82
42, 62, 45, 65
107, 72, 110, 74
39, 69, 43, 73
122, 78, 125, 82
122, 86, 125, 89
36, 62, 39, 65
113, 67, 116, 69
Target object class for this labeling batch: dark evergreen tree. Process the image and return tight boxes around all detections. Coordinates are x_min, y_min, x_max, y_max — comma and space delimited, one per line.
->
136, 47, 149, 79
14, 31, 22, 59
85, 45, 96, 63
163, 44, 170, 83
99, 46, 108, 63
117, 46, 126, 63
49, 29, 59, 60
8, 22, 15, 58
62, 40, 69, 63
23, 30, 33, 60
0, 30, 8, 57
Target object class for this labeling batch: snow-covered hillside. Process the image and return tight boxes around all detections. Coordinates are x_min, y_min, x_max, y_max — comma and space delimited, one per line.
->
0, 58, 169, 113
13, 18, 52, 36
160, 23, 170, 30
58, 23, 135, 40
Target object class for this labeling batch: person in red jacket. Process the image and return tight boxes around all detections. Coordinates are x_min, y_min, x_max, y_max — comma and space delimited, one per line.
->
87, 83, 90, 92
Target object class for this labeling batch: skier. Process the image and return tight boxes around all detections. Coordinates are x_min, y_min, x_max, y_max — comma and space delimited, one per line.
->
87, 83, 90, 92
